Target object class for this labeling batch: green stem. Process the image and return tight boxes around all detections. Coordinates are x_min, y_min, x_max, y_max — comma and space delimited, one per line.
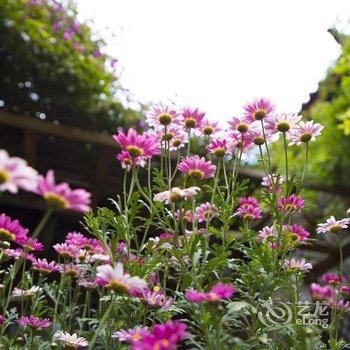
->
301, 142, 309, 182
283, 132, 289, 195
31, 207, 53, 238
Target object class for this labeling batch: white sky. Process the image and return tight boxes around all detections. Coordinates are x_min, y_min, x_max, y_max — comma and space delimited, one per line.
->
76, 0, 350, 120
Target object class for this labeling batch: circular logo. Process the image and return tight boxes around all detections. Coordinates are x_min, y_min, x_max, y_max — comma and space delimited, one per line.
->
258, 300, 293, 327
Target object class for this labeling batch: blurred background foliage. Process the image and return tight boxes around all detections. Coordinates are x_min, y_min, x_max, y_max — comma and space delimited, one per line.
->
0, 0, 141, 131
272, 28, 350, 216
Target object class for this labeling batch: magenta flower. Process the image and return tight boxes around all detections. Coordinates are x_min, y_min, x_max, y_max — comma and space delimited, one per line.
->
182, 107, 205, 129
0, 214, 28, 242
186, 283, 235, 303
228, 116, 258, 135
285, 224, 310, 243
278, 194, 304, 213
19, 316, 52, 330
113, 128, 160, 159
65, 232, 103, 253
200, 119, 221, 136
4, 248, 35, 261
178, 156, 216, 179
239, 197, 260, 208
95, 263, 147, 293
59, 263, 85, 278
316, 216, 350, 234
310, 283, 334, 301
207, 139, 229, 157
322, 273, 344, 286
175, 209, 193, 223
131, 320, 188, 350
265, 113, 302, 133
257, 226, 275, 243
228, 132, 254, 153
154, 187, 201, 204
146, 105, 182, 127
53, 243, 79, 260
150, 125, 188, 151
54, 331, 88, 348
243, 98, 275, 122
0, 150, 38, 194
16, 236, 43, 252
36, 170, 91, 212
196, 202, 218, 222
32, 258, 59, 274
261, 174, 285, 192
288, 121, 324, 145
282, 258, 312, 271
330, 299, 350, 311
236, 205, 262, 221
0, 315, 4, 325
112, 326, 149, 343
141, 290, 173, 308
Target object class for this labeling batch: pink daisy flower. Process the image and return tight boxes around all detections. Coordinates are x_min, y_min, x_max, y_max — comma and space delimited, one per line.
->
236, 206, 262, 221
113, 128, 160, 158
257, 226, 275, 243
65, 232, 103, 253
0, 214, 28, 242
146, 105, 182, 127
150, 125, 188, 151
239, 197, 260, 208
0, 315, 4, 325
154, 187, 201, 204
178, 156, 216, 179
200, 119, 221, 137
112, 326, 149, 343
316, 216, 350, 234
228, 132, 254, 153
0, 150, 38, 194
285, 224, 310, 243
12, 286, 41, 299
243, 98, 275, 122
3, 248, 35, 261
95, 263, 147, 293
261, 174, 285, 192
196, 202, 218, 222
228, 116, 258, 135
310, 283, 334, 301
207, 139, 229, 157
182, 107, 205, 129
54, 331, 88, 348
36, 170, 91, 212
265, 113, 302, 133
117, 150, 146, 171
278, 194, 304, 213
16, 236, 43, 252
330, 299, 350, 311
175, 209, 193, 223
59, 263, 85, 278
282, 258, 312, 271
322, 273, 344, 286
341, 286, 350, 295
186, 283, 235, 303
141, 289, 173, 308
288, 121, 324, 145
131, 320, 188, 350
32, 258, 60, 274
53, 243, 79, 260
19, 316, 52, 330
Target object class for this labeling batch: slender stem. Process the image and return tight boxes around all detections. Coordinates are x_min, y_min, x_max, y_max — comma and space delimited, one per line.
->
301, 142, 309, 182
282, 132, 289, 195
31, 207, 53, 238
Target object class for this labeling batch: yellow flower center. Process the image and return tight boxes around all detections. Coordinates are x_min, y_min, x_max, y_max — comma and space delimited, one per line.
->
300, 132, 312, 143
188, 169, 204, 180
108, 279, 129, 293
126, 146, 144, 157
253, 109, 266, 120
185, 118, 197, 128
277, 121, 290, 132
132, 334, 142, 341
153, 285, 161, 292
154, 339, 170, 350
214, 147, 225, 158
253, 137, 265, 145
158, 113, 172, 126
237, 123, 249, 133
330, 225, 342, 233
0, 169, 9, 184
208, 292, 219, 301
44, 192, 69, 210
203, 126, 214, 136
0, 228, 15, 241
162, 132, 174, 141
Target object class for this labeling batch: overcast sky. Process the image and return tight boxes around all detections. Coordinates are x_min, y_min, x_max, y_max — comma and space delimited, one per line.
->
76, 0, 349, 120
